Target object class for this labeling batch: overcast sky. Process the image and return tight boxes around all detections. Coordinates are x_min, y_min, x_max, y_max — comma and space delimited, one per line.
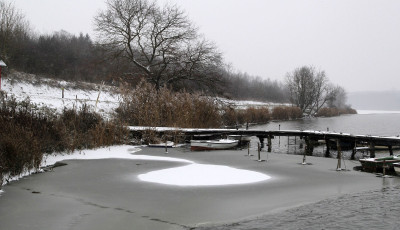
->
12, 0, 400, 92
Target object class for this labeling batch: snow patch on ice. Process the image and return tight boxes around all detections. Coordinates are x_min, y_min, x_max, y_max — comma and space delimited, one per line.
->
41, 145, 193, 166
138, 164, 271, 186
1, 145, 192, 189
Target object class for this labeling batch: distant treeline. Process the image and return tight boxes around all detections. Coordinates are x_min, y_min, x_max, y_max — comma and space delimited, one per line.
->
3, 30, 288, 102
0, 0, 288, 103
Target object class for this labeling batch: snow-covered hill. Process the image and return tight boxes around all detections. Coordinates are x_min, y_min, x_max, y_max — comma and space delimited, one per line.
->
1, 71, 120, 119
1, 71, 289, 120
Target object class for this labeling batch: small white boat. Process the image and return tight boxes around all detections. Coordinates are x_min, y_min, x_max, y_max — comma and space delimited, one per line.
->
190, 139, 239, 151
148, 141, 174, 148
393, 163, 400, 175
228, 135, 252, 142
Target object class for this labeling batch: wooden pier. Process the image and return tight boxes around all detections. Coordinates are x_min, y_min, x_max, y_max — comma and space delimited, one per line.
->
129, 126, 400, 159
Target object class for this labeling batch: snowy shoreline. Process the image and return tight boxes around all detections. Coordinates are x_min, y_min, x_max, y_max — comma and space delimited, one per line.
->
1, 145, 270, 195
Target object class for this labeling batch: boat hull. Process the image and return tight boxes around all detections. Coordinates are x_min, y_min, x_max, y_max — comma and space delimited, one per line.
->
393, 163, 400, 175
148, 141, 174, 148
359, 156, 400, 172
190, 139, 239, 151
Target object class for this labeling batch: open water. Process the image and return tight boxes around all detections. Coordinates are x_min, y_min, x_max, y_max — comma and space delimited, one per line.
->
253, 113, 400, 159
197, 113, 400, 230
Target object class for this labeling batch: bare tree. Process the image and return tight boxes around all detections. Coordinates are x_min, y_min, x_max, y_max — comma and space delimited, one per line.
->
286, 66, 336, 115
94, 0, 222, 90
327, 86, 348, 109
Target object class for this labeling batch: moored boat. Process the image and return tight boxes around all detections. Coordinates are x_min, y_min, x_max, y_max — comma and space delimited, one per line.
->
393, 163, 400, 175
228, 135, 251, 146
148, 141, 174, 148
190, 139, 239, 151
228, 135, 251, 142
359, 155, 400, 172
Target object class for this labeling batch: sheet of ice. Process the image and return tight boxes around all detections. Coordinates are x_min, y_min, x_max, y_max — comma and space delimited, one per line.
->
42, 145, 193, 166
1, 145, 193, 188
138, 164, 271, 186
357, 110, 400, 115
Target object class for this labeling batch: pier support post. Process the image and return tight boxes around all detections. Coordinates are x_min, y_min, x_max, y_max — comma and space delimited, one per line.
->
258, 137, 265, 149
325, 138, 330, 157
351, 148, 356, 160
389, 145, 393, 156
336, 139, 342, 171
369, 142, 376, 158
267, 135, 272, 152
305, 137, 314, 156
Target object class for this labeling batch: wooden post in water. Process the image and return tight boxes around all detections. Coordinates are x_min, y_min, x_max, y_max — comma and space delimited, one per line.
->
336, 139, 342, 171
246, 142, 253, 156
302, 151, 307, 165
164, 135, 168, 154
325, 137, 330, 157
382, 160, 387, 176
258, 137, 265, 149
267, 135, 272, 152
351, 148, 356, 160
305, 137, 314, 156
369, 142, 376, 158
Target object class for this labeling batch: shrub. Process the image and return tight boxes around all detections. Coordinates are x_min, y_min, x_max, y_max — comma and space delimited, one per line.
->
271, 106, 302, 120
0, 90, 128, 185
116, 80, 222, 128
316, 107, 358, 117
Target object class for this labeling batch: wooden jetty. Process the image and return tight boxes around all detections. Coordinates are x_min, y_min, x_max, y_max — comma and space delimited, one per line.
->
129, 126, 400, 159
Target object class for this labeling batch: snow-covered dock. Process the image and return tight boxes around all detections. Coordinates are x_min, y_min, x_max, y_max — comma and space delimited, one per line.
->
129, 126, 400, 159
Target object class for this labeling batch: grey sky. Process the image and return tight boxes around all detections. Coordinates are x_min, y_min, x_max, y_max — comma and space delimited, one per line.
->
12, 0, 400, 92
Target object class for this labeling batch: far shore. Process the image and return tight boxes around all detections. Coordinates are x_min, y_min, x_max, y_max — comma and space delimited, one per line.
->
0, 145, 398, 230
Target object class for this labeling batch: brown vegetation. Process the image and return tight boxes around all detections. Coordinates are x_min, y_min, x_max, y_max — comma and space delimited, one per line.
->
116, 80, 222, 128
0, 91, 128, 185
315, 107, 358, 117
271, 106, 303, 120
222, 106, 271, 127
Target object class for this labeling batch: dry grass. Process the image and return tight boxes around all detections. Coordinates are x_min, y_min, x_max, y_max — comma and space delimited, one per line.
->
316, 107, 358, 117
116, 80, 222, 128
271, 106, 303, 120
0, 91, 128, 185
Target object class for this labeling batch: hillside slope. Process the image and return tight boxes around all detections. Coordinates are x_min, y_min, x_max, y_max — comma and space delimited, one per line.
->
1, 71, 120, 119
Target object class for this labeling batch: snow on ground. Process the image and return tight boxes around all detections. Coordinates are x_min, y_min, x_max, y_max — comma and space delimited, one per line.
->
1, 72, 285, 119
0, 72, 273, 194
138, 164, 270, 186
1, 72, 120, 119
0, 145, 270, 194
219, 97, 290, 110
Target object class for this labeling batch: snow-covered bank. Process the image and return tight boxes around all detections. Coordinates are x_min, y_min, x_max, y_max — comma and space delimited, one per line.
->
220, 98, 290, 110
1, 145, 271, 196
